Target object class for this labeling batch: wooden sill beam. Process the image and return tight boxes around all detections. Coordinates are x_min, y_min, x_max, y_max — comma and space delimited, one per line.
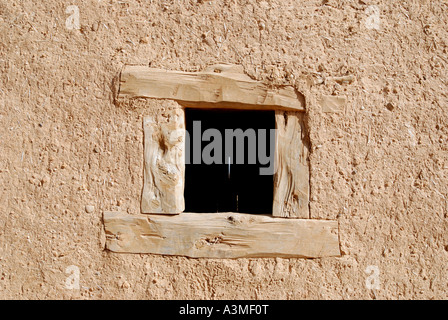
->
118, 64, 305, 111
103, 212, 340, 259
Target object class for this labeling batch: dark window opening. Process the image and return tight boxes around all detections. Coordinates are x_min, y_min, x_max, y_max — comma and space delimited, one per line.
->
184, 109, 275, 214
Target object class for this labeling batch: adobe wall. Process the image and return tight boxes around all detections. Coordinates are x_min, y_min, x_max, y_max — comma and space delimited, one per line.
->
0, 0, 447, 299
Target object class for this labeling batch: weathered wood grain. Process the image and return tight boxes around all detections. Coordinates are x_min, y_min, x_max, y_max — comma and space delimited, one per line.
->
119, 64, 305, 111
141, 109, 185, 214
318, 95, 346, 113
273, 111, 310, 218
103, 212, 340, 258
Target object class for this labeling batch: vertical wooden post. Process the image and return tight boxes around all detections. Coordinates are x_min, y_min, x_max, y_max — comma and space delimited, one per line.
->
141, 109, 185, 214
273, 111, 310, 218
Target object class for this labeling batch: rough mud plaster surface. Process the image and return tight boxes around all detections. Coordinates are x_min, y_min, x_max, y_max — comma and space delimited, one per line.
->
0, 0, 447, 299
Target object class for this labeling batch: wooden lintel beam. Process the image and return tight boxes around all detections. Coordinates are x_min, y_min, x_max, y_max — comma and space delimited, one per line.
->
118, 64, 305, 111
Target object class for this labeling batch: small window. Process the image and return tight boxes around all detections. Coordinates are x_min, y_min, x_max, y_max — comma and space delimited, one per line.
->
184, 109, 275, 214
104, 64, 341, 259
